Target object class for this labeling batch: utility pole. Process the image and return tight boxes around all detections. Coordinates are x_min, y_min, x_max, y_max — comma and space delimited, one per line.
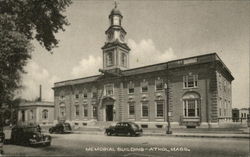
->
164, 83, 172, 134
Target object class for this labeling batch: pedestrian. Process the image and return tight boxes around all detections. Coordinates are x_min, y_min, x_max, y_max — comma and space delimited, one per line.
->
37, 125, 41, 133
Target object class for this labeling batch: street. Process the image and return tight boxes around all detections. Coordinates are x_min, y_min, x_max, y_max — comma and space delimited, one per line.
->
2, 133, 249, 157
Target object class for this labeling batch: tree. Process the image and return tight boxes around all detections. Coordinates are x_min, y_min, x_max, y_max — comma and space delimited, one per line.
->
0, 0, 72, 107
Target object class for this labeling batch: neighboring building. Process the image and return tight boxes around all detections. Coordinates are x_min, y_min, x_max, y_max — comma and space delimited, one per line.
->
17, 101, 54, 126
53, 5, 234, 128
239, 108, 249, 122
232, 108, 249, 122
232, 108, 240, 122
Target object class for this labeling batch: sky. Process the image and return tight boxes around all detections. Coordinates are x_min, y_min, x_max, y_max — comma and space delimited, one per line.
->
19, 0, 249, 108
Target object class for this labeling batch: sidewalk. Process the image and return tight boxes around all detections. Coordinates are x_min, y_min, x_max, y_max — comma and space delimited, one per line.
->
71, 127, 250, 139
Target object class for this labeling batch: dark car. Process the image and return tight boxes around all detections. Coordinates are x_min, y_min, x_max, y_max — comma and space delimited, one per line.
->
49, 123, 72, 134
105, 122, 143, 136
11, 125, 51, 146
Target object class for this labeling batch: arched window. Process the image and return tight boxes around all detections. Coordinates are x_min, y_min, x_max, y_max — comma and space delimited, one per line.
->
183, 92, 200, 117
42, 109, 48, 119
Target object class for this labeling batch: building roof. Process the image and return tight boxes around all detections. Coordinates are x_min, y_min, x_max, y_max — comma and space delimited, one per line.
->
109, 3, 122, 18
19, 101, 54, 108
54, 53, 234, 88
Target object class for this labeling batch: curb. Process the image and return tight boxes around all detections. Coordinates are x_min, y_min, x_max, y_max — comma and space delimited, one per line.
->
71, 131, 250, 139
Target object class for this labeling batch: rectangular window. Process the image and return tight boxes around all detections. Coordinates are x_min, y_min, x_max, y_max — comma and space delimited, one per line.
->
75, 105, 79, 116
156, 102, 164, 117
105, 84, 114, 96
142, 102, 149, 117
128, 82, 134, 94
129, 103, 135, 116
83, 106, 88, 117
93, 106, 97, 118
141, 80, 148, 93
187, 100, 195, 117
155, 79, 163, 91
183, 75, 198, 88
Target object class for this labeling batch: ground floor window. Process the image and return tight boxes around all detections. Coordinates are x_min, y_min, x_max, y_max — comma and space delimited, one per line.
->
42, 109, 48, 119
156, 101, 164, 117
59, 105, 66, 117
93, 106, 97, 118
142, 102, 149, 117
183, 99, 200, 117
128, 103, 135, 116
83, 105, 88, 117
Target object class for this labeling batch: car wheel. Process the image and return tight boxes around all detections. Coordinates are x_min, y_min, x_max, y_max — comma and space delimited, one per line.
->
107, 131, 112, 136
128, 131, 135, 137
49, 129, 53, 134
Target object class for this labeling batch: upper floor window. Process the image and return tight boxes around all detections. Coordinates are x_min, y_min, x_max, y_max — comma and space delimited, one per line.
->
106, 51, 114, 67
183, 74, 198, 88
59, 95, 65, 100
155, 78, 163, 91
92, 91, 97, 98
42, 109, 48, 119
104, 84, 114, 96
128, 81, 134, 94
223, 80, 228, 93
121, 53, 127, 67
75, 94, 79, 99
141, 80, 148, 93
83, 92, 88, 99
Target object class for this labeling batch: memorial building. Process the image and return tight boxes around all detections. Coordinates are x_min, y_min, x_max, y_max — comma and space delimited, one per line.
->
53, 5, 234, 128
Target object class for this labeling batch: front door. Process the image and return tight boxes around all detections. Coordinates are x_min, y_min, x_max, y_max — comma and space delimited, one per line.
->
106, 105, 113, 121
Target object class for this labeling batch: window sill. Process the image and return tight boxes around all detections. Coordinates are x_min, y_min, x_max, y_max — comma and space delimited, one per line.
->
183, 87, 198, 90
155, 118, 164, 121
155, 90, 164, 92
141, 117, 149, 120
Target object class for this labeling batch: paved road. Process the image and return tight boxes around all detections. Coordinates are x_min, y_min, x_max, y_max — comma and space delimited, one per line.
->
3, 133, 249, 157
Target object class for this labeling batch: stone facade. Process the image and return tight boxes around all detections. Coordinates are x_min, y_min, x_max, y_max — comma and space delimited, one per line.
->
53, 6, 234, 128
17, 101, 54, 126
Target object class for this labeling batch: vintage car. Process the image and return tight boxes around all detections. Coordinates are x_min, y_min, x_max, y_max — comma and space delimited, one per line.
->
49, 123, 72, 134
105, 122, 143, 136
11, 125, 51, 146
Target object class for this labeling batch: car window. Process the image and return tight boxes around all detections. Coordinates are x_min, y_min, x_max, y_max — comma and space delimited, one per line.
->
130, 123, 139, 129
23, 127, 39, 132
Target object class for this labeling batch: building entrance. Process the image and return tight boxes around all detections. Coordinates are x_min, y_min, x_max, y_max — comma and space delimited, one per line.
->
106, 105, 113, 121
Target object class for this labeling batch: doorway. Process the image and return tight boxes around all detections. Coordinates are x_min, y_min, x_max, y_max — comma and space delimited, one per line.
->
106, 105, 113, 121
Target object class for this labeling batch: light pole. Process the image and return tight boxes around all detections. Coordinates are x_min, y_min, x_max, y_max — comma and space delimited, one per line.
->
164, 83, 172, 134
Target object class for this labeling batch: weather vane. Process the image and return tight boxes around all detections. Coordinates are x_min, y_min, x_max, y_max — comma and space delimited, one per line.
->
114, 0, 118, 8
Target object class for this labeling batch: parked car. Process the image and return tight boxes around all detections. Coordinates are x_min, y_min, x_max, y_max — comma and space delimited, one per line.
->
49, 123, 72, 134
11, 125, 51, 146
105, 122, 143, 136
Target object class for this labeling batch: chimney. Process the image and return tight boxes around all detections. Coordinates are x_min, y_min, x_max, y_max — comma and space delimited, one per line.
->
39, 84, 42, 101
